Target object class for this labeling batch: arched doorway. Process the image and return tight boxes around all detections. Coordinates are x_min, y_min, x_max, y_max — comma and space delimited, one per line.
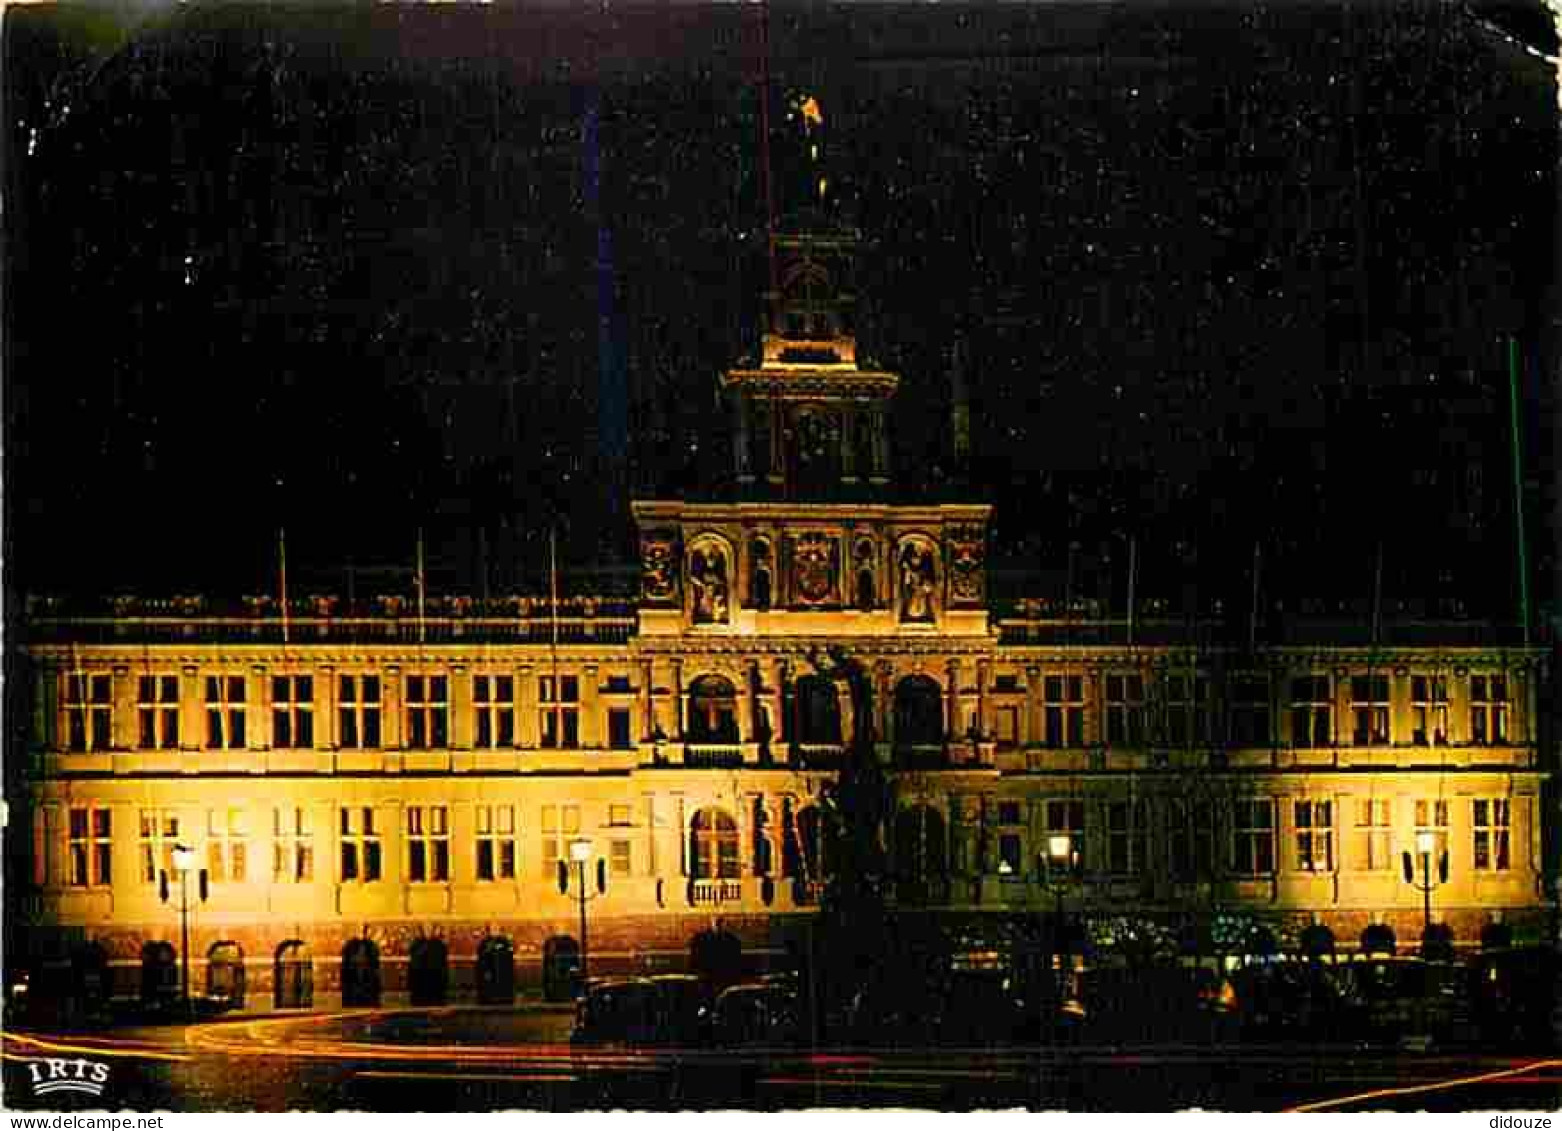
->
408, 937, 449, 1006
688, 675, 740, 743
542, 935, 581, 1002
1299, 923, 1336, 962
689, 928, 743, 989
1421, 923, 1455, 962
794, 676, 841, 744
341, 938, 381, 1007
140, 941, 178, 1011
690, 807, 740, 879
206, 941, 245, 1009
894, 675, 944, 751
476, 936, 515, 1005
894, 805, 947, 902
1360, 923, 1396, 956
274, 940, 313, 1009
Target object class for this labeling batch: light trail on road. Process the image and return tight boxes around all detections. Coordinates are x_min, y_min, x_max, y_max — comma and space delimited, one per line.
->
1, 1030, 193, 1063
1287, 1058, 1562, 1112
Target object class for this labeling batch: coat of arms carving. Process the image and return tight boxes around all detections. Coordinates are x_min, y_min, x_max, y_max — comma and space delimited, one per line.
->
793, 533, 838, 605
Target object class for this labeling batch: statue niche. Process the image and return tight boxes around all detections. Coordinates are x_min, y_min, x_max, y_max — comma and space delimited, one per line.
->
688, 543, 730, 625
854, 539, 876, 612
749, 538, 772, 611
898, 541, 937, 623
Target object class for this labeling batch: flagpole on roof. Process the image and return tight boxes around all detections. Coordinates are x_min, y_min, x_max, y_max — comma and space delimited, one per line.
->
278, 526, 290, 648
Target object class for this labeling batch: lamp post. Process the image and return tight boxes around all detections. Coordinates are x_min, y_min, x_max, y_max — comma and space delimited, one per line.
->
1040, 833, 1081, 1008
1402, 829, 1450, 958
160, 843, 207, 1020
559, 837, 606, 993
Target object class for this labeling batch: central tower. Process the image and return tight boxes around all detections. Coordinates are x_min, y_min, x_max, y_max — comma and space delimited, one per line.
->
632, 96, 990, 641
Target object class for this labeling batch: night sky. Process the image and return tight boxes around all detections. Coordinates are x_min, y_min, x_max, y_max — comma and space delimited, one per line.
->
4, 1, 1557, 623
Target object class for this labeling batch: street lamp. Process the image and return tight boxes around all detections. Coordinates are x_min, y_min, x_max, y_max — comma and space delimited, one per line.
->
1040, 834, 1081, 1009
1402, 829, 1450, 958
160, 844, 207, 1020
559, 836, 606, 993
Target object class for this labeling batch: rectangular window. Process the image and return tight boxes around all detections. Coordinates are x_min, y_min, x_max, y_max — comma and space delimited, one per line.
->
1350, 675, 1390, 746
68, 807, 112, 887
475, 804, 517, 881
1473, 798, 1511, 872
138, 809, 181, 883
473, 675, 515, 750
273, 807, 314, 883
404, 675, 449, 749
1470, 675, 1509, 745
1290, 675, 1332, 748
1353, 798, 1393, 871
1294, 800, 1333, 872
1169, 800, 1219, 882
204, 676, 247, 750
1105, 800, 1150, 876
1163, 673, 1211, 747
539, 676, 580, 749
206, 808, 248, 883
339, 806, 381, 882
607, 708, 633, 750
272, 676, 315, 749
1414, 798, 1450, 863
137, 674, 180, 750
1044, 799, 1086, 870
338, 675, 381, 749
406, 805, 450, 882
1042, 675, 1085, 748
993, 704, 1021, 747
1232, 800, 1275, 876
539, 803, 581, 878
1410, 675, 1450, 746
1230, 675, 1272, 747
1104, 674, 1145, 747
64, 673, 113, 752
610, 838, 632, 878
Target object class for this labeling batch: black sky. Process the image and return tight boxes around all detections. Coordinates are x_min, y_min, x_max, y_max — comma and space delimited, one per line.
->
4, 1, 1557, 622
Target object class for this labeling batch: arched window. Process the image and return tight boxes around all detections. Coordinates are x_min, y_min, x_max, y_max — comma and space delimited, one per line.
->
140, 941, 178, 1009
688, 675, 739, 743
274, 940, 313, 1009
408, 937, 449, 1006
690, 807, 740, 879
794, 675, 841, 744
206, 941, 245, 1008
476, 936, 516, 1005
786, 805, 834, 882
895, 675, 944, 747
341, 938, 380, 1007
895, 805, 947, 887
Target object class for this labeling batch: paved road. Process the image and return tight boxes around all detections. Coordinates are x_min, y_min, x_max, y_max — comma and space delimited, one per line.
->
4, 1009, 1559, 1112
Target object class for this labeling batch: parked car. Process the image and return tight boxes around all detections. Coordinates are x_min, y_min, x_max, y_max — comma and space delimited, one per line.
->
1468, 946, 1559, 1051
570, 979, 662, 1046
703, 980, 802, 1047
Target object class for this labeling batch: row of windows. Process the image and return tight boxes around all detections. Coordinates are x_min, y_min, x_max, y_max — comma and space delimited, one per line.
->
60, 672, 613, 753
61, 795, 1513, 888
59, 668, 1520, 753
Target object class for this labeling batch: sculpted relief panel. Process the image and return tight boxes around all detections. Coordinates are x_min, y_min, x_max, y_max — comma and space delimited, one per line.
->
688, 539, 731, 625
947, 525, 986, 605
792, 533, 840, 606
640, 530, 680, 604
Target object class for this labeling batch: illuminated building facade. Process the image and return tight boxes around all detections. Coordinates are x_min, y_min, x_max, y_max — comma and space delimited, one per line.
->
9, 177, 1552, 1020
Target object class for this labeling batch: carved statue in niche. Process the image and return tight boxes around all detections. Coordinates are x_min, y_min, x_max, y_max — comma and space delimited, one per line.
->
794, 533, 838, 605
899, 541, 937, 622
750, 539, 772, 610
854, 539, 876, 611
947, 526, 985, 603
689, 545, 729, 624
641, 532, 679, 603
